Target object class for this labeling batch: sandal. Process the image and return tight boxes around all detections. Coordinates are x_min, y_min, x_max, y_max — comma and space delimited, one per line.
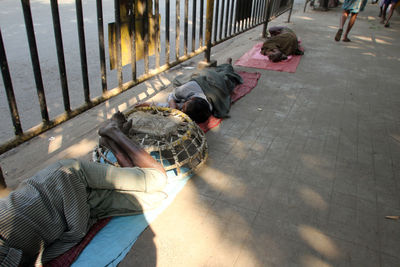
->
335, 29, 343, 41
342, 37, 351, 42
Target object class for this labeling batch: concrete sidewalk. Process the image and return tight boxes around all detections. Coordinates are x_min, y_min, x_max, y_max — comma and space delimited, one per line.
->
1, 0, 400, 265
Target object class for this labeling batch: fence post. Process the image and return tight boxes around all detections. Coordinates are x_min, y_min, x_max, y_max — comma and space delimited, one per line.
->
287, 0, 295, 22
204, 0, 215, 63
262, 0, 273, 38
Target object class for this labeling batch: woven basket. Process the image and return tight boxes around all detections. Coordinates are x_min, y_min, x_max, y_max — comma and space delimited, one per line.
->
93, 106, 208, 180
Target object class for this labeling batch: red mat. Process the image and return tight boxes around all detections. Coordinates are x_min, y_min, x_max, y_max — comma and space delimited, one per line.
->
234, 42, 302, 73
198, 71, 261, 133
45, 218, 111, 267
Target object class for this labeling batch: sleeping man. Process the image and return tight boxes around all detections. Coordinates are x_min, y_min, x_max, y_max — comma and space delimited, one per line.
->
260, 26, 304, 62
138, 59, 243, 123
0, 114, 167, 266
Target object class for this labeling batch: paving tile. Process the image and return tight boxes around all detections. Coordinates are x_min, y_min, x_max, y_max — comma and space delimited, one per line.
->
381, 253, 400, 267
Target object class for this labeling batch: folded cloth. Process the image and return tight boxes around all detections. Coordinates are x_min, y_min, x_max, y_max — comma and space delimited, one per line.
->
235, 42, 303, 73
198, 71, 261, 133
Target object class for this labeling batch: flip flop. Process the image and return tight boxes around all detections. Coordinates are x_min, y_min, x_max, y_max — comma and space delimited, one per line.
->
342, 37, 351, 42
335, 29, 343, 41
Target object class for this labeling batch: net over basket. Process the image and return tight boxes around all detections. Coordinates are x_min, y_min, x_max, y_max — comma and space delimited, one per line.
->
93, 106, 208, 180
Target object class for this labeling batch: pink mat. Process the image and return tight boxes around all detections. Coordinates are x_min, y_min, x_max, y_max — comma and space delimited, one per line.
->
198, 71, 261, 133
234, 42, 302, 73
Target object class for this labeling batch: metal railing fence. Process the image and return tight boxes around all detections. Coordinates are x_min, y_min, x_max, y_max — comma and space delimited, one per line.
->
0, 0, 293, 154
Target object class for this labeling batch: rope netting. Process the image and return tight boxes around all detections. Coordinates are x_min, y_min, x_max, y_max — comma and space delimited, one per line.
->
93, 106, 208, 180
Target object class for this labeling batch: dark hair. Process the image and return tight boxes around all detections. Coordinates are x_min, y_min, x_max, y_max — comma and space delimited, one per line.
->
268, 51, 283, 62
184, 97, 212, 123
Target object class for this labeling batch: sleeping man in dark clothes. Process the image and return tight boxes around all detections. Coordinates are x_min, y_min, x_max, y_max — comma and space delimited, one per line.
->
261, 26, 304, 62
138, 59, 243, 123
0, 114, 167, 266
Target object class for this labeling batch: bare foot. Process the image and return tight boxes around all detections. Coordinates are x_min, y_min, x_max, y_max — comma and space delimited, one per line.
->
98, 120, 119, 138
226, 58, 232, 64
111, 111, 127, 129
122, 119, 133, 135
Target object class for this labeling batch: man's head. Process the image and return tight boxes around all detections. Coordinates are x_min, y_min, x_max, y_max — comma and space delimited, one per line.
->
268, 51, 284, 62
181, 97, 212, 123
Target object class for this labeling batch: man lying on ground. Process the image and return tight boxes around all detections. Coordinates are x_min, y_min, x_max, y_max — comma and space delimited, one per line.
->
260, 26, 304, 62
0, 114, 167, 266
138, 59, 243, 123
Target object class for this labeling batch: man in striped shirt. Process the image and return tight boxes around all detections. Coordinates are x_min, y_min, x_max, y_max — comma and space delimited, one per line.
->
0, 114, 167, 266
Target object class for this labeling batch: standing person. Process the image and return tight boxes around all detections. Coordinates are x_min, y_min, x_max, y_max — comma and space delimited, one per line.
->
0, 114, 167, 266
380, 0, 400, 27
335, 0, 368, 42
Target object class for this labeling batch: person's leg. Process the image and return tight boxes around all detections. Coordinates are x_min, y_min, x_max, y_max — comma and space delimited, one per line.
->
384, 2, 396, 26
335, 10, 349, 41
99, 136, 133, 167
79, 160, 167, 193
381, 2, 389, 22
98, 119, 166, 175
343, 12, 358, 41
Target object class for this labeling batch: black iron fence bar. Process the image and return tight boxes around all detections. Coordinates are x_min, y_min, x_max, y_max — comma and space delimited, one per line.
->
213, 0, 219, 43
155, 0, 160, 68
184, 0, 189, 55
114, 0, 123, 88
256, 0, 262, 25
191, 0, 197, 53
229, 0, 234, 35
96, 0, 108, 93
258, 0, 264, 24
239, 0, 245, 32
143, 0, 149, 74
269, 5, 293, 22
219, 0, 225, 40
246, 1, 251, 29
21, 0, 49, 123
204, 0, 214, 62
176, 0, 180, 60
245, 1, 250, 29
166, 0, 170, 64
232, 0, 237, 33
287, 0, 295, 22
76, 0, 91, 103
199, 0, 204, 47
261, 0, 267, 23
50, 0, 71, 113
253, 0, 258, 25
129, 0, 137, 81
175, 0, 181, 60
0, 29, 23, 136
255, 0, 261, 24
262, 0, 272, 37
223, 0, 230, 38
211, 0, 271, 47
